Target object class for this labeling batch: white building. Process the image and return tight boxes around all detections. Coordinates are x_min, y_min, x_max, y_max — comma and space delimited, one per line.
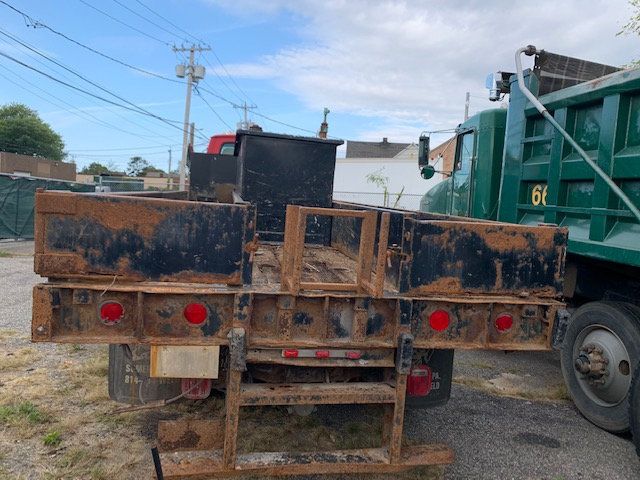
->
333, 143, 443, 210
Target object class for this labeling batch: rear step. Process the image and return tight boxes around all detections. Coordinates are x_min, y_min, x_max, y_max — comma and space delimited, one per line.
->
239, 382, 397, 406
160, 445, 454, 478
157, 329, 454, 478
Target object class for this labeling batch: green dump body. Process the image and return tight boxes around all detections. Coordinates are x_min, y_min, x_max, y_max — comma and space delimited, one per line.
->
422, 68, 640, 269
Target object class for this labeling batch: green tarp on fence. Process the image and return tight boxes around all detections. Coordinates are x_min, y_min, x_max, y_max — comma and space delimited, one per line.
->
0, 174, 94, 239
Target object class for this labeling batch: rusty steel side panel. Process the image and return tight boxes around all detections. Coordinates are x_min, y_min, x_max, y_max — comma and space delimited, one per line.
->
34, 191, 256, 284
400, 219, 567, 297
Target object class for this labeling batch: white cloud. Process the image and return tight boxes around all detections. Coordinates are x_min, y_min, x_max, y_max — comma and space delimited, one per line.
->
206, 0, 639, 140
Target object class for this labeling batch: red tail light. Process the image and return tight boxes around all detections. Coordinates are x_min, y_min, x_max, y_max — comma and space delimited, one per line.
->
407, 365, 432, 397
315, 350, 330, 359
181, 378, 212, 400
100, 301, 124, 324
183, 303, 207, 325
429, 309, 450, 331
345, 351, 361, 360
283, 349, 299, 358
495, 314, 513, 332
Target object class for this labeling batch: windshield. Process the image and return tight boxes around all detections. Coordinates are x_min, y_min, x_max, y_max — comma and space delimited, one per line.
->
220, 143, 235, 155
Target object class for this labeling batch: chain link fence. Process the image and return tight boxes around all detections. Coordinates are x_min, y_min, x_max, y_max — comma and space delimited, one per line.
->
332, 191, 423, 211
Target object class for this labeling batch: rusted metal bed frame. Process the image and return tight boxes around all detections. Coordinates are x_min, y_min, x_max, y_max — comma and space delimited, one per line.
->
158, 206, 452, 478
31, 191, 566, 478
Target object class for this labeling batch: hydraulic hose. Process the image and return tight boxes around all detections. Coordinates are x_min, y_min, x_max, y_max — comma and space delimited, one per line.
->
515, 45, 640, 223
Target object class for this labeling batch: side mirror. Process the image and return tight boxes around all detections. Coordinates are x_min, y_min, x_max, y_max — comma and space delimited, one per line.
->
418, 135, 430, 168
420, 165, 436, 180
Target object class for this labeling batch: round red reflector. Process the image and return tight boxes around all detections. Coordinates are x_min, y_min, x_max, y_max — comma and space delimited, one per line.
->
495, 314, 513, 332
429, 309, 450, 332
183, 303, 207, 325
100, 301, 124, 324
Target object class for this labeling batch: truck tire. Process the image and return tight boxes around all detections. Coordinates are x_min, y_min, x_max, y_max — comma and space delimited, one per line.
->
630, 361, 640, 457
561, 302, 640, 433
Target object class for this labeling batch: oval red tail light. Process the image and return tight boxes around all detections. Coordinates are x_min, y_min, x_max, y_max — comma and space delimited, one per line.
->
100, 301, 124, 324
184, 303, 207, 325
495, 314, 514, 332
429, 309, 450, 332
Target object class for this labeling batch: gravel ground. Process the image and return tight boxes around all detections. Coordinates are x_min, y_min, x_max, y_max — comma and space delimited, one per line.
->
1, 240, 639, 479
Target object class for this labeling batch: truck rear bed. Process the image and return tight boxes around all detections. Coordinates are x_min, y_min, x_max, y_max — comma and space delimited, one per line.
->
32, 191, 566, 352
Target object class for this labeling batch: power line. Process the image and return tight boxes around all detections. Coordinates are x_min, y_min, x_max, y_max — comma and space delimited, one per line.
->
125, 0, 253, 104
0, 49, 188, 134
0, 28, 183, 130
77, 0, 171, 46
0, 1, 183, 84
194, 85, 233, 131
111, 0, 188, 42
69, 145, 177, 152
0, 66, 174, 141
0, 33, 182, 140
134, 0, 203, 44
252, 111, 317, 135
202, 53, 255, 105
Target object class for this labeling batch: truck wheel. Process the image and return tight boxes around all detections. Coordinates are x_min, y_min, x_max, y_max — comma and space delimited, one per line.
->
630, 361, 640, 456
561, 302, 640, 433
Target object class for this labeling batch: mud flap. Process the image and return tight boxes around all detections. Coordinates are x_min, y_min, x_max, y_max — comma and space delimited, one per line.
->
405, 349, 454, 409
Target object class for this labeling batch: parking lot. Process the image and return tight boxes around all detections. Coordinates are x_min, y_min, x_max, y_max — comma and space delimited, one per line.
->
1, 240, 639, 479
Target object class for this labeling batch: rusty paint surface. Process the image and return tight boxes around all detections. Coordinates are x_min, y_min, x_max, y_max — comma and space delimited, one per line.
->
239, 382, 397, 406
34, 191, 255, 284
32, 281, 560, 350
159, 445, 453, 478
400, 219, 567, 298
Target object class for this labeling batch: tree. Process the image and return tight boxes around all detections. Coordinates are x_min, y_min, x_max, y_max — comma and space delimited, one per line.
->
127, 156, 150, 177
79, 162, 110, 175
620, 1, 640, 65
141, 165, 165, 176
0, 103, 65, 160
366, 168, 405, 208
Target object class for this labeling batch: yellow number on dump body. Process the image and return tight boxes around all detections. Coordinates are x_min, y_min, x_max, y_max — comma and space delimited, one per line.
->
531, 184, 547, 206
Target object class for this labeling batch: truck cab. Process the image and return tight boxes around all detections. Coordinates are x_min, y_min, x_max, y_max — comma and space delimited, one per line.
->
206, 133, 236, 155
420, 48, 640, 436
420, 109, 506, 220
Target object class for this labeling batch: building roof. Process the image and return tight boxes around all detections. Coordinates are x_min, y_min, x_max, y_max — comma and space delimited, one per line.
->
429, 136, 456, 174
346, 137, 410, 158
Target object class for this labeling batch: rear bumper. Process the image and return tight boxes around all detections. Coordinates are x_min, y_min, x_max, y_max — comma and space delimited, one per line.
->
33, 281, 562, 351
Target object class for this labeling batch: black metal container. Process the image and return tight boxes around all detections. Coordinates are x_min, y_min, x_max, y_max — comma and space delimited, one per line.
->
235, 130, 343, 244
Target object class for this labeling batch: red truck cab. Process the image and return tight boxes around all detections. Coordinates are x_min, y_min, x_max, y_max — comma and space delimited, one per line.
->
206, 134, 236, 155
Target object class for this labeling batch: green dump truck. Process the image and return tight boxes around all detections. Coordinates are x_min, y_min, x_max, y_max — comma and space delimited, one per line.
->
419, 46, 640, 434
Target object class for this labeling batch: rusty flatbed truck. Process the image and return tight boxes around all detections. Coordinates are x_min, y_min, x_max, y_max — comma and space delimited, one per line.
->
31, 130, 567, 478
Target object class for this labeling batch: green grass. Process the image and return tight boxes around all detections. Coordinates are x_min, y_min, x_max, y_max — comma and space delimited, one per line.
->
0, 401, 47, 425
0, 250, 12, 258
66, 344, 86, 354
43, 430, 61, 447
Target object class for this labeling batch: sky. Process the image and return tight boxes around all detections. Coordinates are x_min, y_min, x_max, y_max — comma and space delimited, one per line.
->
0, 0, 638, 172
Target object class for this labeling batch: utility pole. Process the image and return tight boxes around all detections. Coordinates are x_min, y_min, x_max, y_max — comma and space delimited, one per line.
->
174, 44, 210, 190
464, 91, 470, 121
235, 101, 257, 130
167, 148, 172, 190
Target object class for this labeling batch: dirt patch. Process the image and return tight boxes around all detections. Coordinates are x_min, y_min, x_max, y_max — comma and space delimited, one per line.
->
453, 372, 570, 402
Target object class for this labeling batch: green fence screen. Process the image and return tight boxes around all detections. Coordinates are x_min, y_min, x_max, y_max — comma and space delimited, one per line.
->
0, 174, 95, 239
